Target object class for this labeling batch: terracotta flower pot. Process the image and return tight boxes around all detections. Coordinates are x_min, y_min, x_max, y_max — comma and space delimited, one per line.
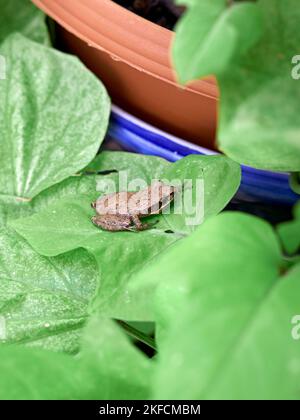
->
32, 0, 219, 149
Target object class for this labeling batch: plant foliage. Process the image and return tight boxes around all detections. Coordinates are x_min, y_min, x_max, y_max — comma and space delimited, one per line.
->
173, 0, 300, 172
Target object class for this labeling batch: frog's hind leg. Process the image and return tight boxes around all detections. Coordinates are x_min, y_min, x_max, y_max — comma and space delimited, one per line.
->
130, 215, 146, 231
130, 215, 158, 231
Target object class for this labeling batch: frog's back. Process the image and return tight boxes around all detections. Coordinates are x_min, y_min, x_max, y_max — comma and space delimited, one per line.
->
95, 192, 135, 215
128, 182, 175, 216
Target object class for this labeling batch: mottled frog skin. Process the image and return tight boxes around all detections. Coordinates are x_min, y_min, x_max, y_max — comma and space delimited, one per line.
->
91, 181, 176, 232
92, 214, 132, 232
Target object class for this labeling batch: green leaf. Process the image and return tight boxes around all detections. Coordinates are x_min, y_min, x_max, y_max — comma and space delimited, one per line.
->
218, 0, 300, 171
0, 316, 151, 400
85, 151, 169, 182
10, 152, 241, 321
277, 202, 300, 255
0, 174, 111, 352
79, 315, 151, 400
0, 34, 110, 200
0, 171, 113, 227
0, 0, 49, 45
132, 211, 283, 337
156, 265, 300, 400
174, 0, 300, 171
0, 227, 98, 353
134, 212, 300, 399
173, 0, 263, 83
161, 154, 241, 233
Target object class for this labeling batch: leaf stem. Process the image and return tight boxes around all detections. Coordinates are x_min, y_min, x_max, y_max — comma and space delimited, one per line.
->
116, 320, 156, 351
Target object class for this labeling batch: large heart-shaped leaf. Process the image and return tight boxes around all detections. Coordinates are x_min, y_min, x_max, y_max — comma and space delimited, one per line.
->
0, 34, 110, 200
173, 0, 263, 83
10, 152, 241, 320
0, 172, 117, 352
0, 0, 49, 45
0, 227, 98, 353
133, 212, 300, 399
0, 316, 151, 400
0, 170, 116, 227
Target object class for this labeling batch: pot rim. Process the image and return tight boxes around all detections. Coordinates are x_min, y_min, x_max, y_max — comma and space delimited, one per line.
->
32, 0, 219, 100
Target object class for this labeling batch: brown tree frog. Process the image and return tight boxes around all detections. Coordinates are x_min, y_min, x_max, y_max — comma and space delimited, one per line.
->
91, 181, 176, 232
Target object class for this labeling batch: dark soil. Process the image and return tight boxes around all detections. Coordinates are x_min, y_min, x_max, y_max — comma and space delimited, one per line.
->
113, 0, 185, 30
